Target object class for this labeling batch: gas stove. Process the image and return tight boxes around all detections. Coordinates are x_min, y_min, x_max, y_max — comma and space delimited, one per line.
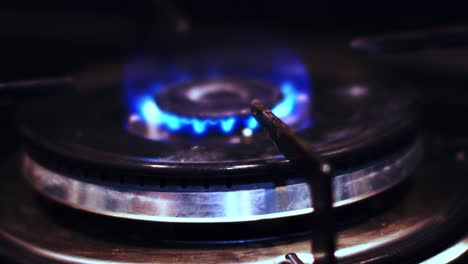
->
0, 3, 467, 264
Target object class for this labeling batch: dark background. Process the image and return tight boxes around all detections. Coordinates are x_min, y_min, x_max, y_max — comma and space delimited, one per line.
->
1, 1, 468, 82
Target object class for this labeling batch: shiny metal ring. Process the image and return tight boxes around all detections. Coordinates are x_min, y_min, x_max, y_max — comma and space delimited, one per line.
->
22, 140, 422, 223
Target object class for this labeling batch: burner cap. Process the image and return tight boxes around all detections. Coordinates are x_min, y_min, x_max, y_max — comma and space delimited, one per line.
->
155, 78, 282, 118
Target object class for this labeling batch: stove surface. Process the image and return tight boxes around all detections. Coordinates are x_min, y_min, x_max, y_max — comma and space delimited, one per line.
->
0, 3, 467, 263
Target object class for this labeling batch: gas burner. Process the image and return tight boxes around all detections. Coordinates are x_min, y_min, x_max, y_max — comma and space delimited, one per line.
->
2, 32, 466, 263
18, 77, 419, 223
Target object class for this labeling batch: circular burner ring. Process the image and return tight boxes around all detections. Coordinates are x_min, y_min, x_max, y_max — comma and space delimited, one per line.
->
22, 140, 422, 223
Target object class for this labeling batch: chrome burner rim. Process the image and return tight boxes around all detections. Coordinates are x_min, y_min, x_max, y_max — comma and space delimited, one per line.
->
22, 140, 422, 223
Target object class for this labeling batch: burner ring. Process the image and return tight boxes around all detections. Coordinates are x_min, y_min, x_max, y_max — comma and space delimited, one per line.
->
155, 78, 283, 118
22, 140, 422, 223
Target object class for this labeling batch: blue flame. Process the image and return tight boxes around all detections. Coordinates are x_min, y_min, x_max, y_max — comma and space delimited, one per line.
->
135, 80, 301, 135
221, 118, 236, 133
125, 45, 311, 137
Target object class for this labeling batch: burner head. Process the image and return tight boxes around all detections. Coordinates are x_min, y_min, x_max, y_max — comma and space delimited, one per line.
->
155, 78, 282, 119
124, 45, 312, 138
128, 79, 304, 138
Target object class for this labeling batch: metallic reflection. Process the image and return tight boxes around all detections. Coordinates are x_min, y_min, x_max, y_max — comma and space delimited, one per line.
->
421, 236, 468, 264
23, 141, 421, 223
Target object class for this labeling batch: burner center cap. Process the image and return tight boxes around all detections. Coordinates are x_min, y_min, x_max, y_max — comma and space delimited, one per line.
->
155, 78, 283, 118
187, 81, 249, 103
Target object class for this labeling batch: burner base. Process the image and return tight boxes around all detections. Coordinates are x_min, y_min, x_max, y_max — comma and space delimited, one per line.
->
22, 140, 422, 223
